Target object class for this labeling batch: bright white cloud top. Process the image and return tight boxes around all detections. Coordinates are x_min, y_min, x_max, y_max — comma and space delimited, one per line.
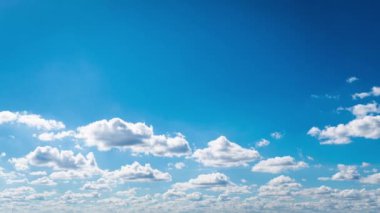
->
308, 102, 380, 144
192, 136, 260, 167
252, 156, 308, 174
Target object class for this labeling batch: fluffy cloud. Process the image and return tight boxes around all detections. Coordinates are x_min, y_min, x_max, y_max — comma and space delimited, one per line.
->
0, 111, 64, 130
252, 156, 308, 174
76, 118, 191, 157
30, 177, 57, 186
172, 172, 249, 195
308, 115, 380, 145
174, 173, 229, 190
192, 136, 260, 167
352, 86, 380, 99
9, 146, 98, 172
103, 161, 172, 183
81, 162, 172, 191
309, 102, 380, 144
347, 102, 380, 118
174, 162, 185, 170
256, 139, 270, 148
258, 175, 301, 196
37, 130, 76, 141
331, 164, 360, 181
360, 173, 380, 184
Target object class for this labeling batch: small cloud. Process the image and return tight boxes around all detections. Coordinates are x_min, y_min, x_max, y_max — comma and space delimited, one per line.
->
255, 139, 270, 148
361, 162, 370, 168
318, 177, 330, 181
174, 162, 185, 170
346, 76, 359, 83
311, 94, 339, 100
270, 132, 283, 140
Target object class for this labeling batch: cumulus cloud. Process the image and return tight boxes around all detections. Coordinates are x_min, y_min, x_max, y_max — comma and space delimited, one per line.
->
331, 164, 360, 181
76, 118, 191, 157
347, 102, 380, 118
360, 173, 380, 184
308, 115, 380, 145
172, 172, 249, 195
352, 86, 380, 99
252, 156, 308, 174
255, 139, 270, 148
103, 161, 172, 183
81, 162, 172, 191
192, 136, 260, 167
174, 162, 185, 170
346, 76, 359, 83
258, 175, 301, 196
173, 173, 229, 191
9, 146, 99, 172
309, 102, 380, 144
0, 111, 64, 130
30, 177, 57, 186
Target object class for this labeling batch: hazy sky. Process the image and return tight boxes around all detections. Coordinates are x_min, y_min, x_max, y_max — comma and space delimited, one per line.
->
0, 1, 380, 212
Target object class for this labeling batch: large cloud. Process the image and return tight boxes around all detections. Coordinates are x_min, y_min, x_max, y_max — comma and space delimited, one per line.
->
308, 102, 380, 145
75, 118, 191, 157
192, 136, 260, 167
251, 156, 308, 174
0, 111, 64, 130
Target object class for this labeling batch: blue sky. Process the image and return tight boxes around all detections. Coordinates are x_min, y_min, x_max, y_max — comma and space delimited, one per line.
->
1, 1, 380, 212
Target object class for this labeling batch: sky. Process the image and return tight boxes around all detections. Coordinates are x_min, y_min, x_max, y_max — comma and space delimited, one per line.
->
0, 0, 380, 212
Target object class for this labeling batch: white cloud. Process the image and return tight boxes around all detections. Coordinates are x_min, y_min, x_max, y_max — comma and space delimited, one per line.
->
172, 172, 249, 195
360, 173, 380, 184
30, 171, 47, 176
37, 130, 76, 141
331, 164, 360, 181
258, 175, 301, 196
0, 186, 36, 200
308, 115, 380, 144
255, 139, 270, 148
252, 156, 308, 174
348, 102, 380, 118
192, 136, 260, 167
81, 178, 112, 191
0, 111, 64, 130
309, 103, 380, 144
30, 176, 57, 186
103, 161, 172, 183
76, 118, 191, 157
9, 146, 99, 172
346, 76, 359, 83
270, 132, 283, 139
352, 86, 380, 99
61, 191, 100, 201
174, 162, 185, 170
361, 162, 370, 168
